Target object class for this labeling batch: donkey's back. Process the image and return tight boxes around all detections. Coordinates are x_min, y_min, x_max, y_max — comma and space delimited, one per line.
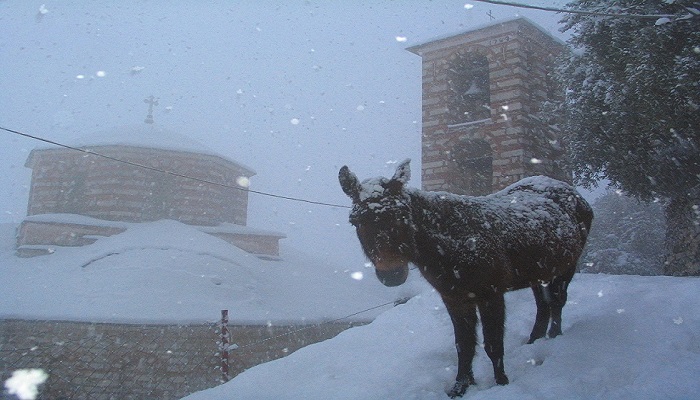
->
499, 175, 593, 231
476, 175, 593, 289
417, 175, 592, 280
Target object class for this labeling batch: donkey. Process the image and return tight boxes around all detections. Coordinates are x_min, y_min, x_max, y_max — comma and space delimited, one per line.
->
339, 159, 592, 398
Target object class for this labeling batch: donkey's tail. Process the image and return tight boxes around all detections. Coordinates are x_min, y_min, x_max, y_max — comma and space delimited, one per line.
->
575, 194, 594, 242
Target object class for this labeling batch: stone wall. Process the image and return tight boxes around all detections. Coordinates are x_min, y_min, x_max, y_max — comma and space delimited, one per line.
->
207, 232, 282, 257
25, 146, 251, 227
17, 220, 126, 249
0, 319, 360, 399
15, 218, 285, 258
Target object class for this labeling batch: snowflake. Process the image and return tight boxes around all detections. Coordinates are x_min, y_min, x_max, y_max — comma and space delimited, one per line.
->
4, 369, 48, 400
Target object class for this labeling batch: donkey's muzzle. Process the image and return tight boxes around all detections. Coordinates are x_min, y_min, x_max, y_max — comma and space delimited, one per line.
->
375, 265, 408, 287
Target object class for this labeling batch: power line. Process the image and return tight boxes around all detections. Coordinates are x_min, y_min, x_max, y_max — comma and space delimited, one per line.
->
229, 300, 399, 351
3, 298, 405, 356
471, 0, 678, 19
0, 125, 350, 209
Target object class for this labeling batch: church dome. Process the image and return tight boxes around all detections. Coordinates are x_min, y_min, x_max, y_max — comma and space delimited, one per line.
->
76, 125, 222, 159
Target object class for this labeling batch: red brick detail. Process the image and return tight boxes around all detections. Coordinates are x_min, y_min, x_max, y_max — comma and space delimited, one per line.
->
408, 18, 569, 195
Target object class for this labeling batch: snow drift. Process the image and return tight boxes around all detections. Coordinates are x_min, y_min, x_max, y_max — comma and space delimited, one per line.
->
183, 273, 700, 400
0, 220, 417, 324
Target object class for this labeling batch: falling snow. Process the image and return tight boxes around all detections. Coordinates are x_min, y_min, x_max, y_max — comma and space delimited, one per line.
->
235, 176, 250, 188
1, 2, 698, 398
351, 271, 364, 280
4, 369, 48, 400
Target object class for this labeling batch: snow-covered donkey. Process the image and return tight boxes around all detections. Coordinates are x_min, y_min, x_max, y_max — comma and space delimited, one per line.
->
339, 159, 592, 398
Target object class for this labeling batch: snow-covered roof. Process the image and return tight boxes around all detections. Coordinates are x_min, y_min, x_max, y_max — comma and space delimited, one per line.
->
198, 222, 286, 239
406, 16, 565, 56
1, 219, 414, 324
76, 125, 215, 154
21, 213, 286, 239
29, 124, 256, 175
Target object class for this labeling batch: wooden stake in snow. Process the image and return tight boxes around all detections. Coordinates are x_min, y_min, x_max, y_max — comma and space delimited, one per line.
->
220, 310, 231, 382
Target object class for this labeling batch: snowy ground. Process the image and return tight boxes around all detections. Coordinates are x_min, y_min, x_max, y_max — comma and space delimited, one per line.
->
0, 221, 419, 324
183, 273, 700, 400
2, 221, 699, 399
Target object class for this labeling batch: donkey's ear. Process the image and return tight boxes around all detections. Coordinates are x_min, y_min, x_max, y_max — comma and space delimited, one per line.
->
339, 166, 361, 201
387, 159, 410, 194
391, 159, 411, 185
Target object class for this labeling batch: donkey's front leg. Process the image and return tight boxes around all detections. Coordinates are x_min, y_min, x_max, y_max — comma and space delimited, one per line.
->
547, 276, 571, 339
528, 284, 552, 344
442, 297, 478, 398
479, 294, 509, 385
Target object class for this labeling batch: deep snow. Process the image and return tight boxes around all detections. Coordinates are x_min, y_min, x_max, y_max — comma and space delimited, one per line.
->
0, 220, 420, 324
2, 221, 699, 399
183, 273, 700, 400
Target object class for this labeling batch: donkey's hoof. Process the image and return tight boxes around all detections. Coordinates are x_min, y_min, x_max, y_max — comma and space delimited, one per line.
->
548, 328, 562, 339
495, 373, 509, 385
447, 380, 470, 398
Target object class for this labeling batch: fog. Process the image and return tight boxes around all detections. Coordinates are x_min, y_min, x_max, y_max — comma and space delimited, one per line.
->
0, 1, 564, 266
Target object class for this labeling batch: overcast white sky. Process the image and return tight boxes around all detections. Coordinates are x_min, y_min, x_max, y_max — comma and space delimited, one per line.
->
0, 1, 566, 266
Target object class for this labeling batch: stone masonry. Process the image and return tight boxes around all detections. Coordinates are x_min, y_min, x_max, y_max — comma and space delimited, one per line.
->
408, 18, 569, 195
17, 135, 285, 258
0, 319, 359, 400
24, 146, 251, 227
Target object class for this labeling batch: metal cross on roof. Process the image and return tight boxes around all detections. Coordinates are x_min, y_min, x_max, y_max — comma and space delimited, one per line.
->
144, 95, 159, 124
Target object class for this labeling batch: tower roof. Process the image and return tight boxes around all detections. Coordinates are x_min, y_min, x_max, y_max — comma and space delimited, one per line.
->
406, 17, 564, 56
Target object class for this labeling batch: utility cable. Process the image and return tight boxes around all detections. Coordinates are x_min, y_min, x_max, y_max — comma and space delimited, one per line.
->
227, 299, 401, 352
0, 125, 350, 209
470, 0, 679, 19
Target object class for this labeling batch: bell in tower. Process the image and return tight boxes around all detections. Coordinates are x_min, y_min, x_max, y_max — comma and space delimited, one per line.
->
407, 17, 569, 195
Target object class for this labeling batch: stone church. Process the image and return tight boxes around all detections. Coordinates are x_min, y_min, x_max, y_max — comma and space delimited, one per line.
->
16, 123, 285, 258
407, 17, 568, 195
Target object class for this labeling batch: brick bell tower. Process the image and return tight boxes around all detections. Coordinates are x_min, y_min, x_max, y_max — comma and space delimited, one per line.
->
407, 17, 568, 195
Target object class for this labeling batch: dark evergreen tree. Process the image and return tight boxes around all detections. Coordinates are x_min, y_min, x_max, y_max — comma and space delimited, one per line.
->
559, 0, 700, 275
580, 191, 665, 275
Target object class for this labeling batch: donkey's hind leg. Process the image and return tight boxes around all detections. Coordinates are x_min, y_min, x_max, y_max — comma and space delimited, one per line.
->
527, 284, 552, 344
547, 276, 571, 339
479, 294, 509, 386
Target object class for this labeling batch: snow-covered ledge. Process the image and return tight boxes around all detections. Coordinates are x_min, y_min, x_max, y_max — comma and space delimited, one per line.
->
16, 214, 285, 259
